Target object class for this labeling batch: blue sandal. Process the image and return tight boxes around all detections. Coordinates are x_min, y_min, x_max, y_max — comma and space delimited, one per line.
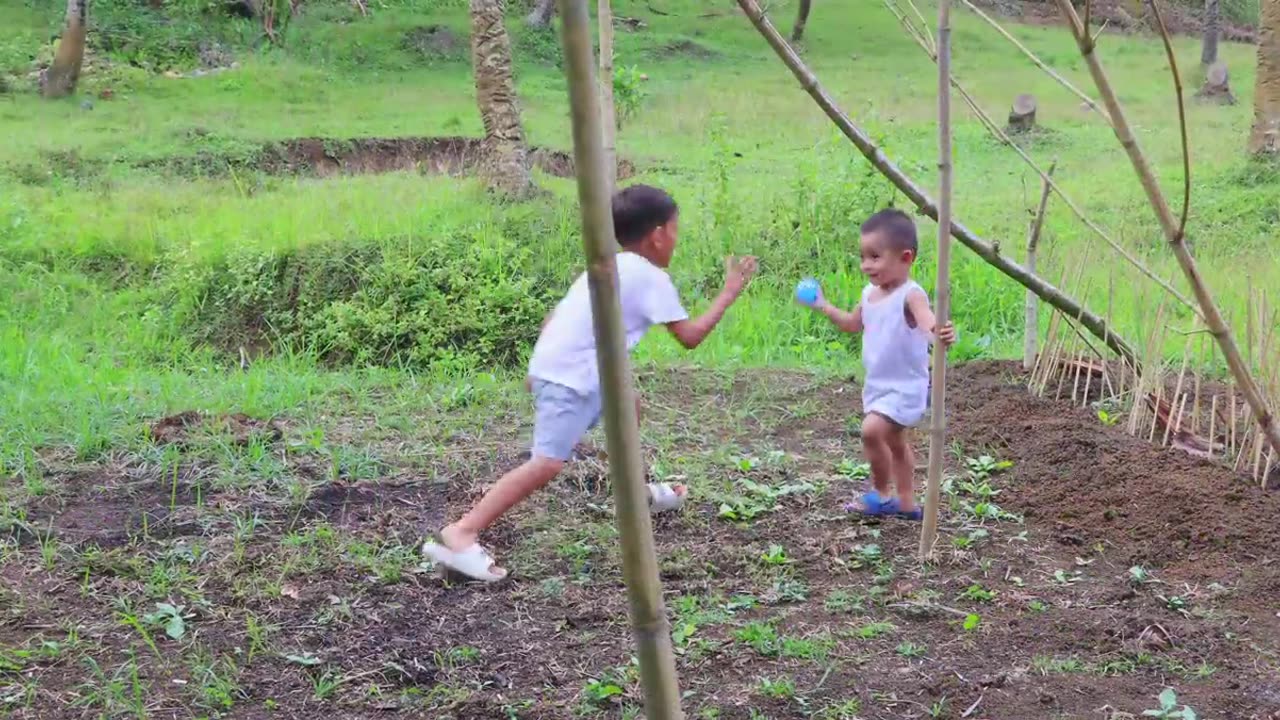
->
844, 490, 900, 516
896, 506, 923, 521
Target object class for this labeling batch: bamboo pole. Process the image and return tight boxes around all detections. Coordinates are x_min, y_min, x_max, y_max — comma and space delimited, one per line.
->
1052, 0, 1280, 462
555, 2, 683, 718
598, 0, 618, 190
735, 0, 1140, 368
1025, 162, 1055, 371
920, 0, 953, 561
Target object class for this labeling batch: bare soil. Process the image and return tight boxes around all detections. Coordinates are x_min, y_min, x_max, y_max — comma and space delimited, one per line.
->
2, 362, 1278, 719
976, 0, 1258, 42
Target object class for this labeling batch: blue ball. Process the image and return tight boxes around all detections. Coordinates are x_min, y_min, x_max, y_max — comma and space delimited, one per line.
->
795, 278, 820, 306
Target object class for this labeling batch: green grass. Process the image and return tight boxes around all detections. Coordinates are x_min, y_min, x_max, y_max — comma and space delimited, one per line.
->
1, 0, 1278, 467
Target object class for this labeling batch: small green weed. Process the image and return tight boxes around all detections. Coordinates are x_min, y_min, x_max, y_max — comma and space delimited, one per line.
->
854, 622, 896, 640
1143, 688, 1198, 719
895, 641, 927, 658
757, 676, 796, 699
959, 584, 996, 603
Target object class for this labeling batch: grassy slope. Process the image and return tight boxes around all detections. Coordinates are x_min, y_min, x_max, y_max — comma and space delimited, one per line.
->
0, 0, 1276, 466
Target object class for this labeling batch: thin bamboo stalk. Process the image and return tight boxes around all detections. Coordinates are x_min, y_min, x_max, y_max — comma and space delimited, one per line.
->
959, 0, 1112, 124
555, 2, 683, 717
1192, 335, 1204, 435
1209, 395, 1218, 459
735, 0, 1140, 368
1172, 393, 1189, 445
1082, 353, 1096, 407
886, 4, 1200, 318
1053, 0, 1280, 462
598, 0, 618, 190
1165, 337, 1192, 445
1025, 162, 1055, 371
1254, 431, 1265, 483
920, 0, 953, 561
1230, 390, 1238, 457
904, 0, 936, 53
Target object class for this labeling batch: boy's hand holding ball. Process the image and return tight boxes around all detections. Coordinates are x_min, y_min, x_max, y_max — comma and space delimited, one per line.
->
795, 278, 824, 308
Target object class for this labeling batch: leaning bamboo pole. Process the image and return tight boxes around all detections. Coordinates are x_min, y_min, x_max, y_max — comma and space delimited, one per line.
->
882, 0, 1201, 318
958, 0, 1112, 124
1052, 0, 1280, 462
1024, 162, 1055, 371
734, 0, 1139, 368
920, 0, 953, 561
556, 2, 683, 718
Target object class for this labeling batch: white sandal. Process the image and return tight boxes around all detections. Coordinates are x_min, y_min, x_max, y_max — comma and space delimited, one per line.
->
422, 540, 508, 582
648, 482, 687, 513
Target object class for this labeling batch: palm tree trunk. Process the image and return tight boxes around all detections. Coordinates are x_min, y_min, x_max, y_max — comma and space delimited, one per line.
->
1250, 0, 1280, 154
43, 0, 88, 98
470, 0, 536, 197
599, 0, 618, 190
791, 0, 812, 43
1201, 0, 1220, 66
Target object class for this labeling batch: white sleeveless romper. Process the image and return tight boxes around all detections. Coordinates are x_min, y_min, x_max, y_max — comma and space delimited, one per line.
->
861, 280, 931, 428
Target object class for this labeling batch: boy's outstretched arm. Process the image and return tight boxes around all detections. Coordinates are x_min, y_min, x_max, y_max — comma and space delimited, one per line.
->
803, 284, 863, 332
816, 300, 864, 333
905, 289, 956, 346
666, 256, 757, 350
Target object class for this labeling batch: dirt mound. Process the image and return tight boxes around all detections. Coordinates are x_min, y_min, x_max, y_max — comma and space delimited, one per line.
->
150, 411, 283, 447
169, 136, 636, 180
648, 39, 719, 60
976, 0, 1257, 42
948, 361, 1278, 568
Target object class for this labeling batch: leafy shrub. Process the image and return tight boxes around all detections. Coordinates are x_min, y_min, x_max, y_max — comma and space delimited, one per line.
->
167, 228, 560, 371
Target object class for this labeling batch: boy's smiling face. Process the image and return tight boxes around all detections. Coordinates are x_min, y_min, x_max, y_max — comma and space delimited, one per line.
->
860, 229, 915, 287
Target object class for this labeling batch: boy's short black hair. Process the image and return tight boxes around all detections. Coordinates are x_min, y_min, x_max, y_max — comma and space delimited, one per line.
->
612, 184, 678, 246
860, 208, 918, 254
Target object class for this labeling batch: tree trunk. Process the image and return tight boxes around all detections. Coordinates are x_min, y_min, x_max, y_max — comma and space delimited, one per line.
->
599, 0, 618, 190
470, 0, 536, 197
1202, 0, 1220, 66
1197, 61, 1236, 104
1250, 0, 1280, 154
42, 0, 88, 99
1007, 93, 1037, 133
791, 0, 812, 43
527, 0, 556, 28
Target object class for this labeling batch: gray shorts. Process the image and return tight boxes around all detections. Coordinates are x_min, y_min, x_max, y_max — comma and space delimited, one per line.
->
531, 380, 602, 462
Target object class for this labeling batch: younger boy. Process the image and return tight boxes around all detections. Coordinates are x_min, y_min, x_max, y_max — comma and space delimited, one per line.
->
425, 184, 757, 581
800, 209, 955, 519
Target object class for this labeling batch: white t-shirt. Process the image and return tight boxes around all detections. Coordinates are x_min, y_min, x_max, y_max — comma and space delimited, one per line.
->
528, 252, 689, 393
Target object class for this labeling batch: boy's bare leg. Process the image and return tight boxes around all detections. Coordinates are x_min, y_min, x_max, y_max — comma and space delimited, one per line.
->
888, 428, 917, 513
861, 413, 894, 498
440, 456, 565, 572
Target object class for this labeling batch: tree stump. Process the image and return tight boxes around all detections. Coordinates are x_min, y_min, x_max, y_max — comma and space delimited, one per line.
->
1007, 94, 1037, 134
1196, 61, 1236, 105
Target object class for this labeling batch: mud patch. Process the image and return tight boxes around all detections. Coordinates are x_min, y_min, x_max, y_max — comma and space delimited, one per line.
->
23, 468, 200, 547
154, 136, 636, 181
975, 0, 1257, 42
648, 39, 719, 60
150, 411, 283, 447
